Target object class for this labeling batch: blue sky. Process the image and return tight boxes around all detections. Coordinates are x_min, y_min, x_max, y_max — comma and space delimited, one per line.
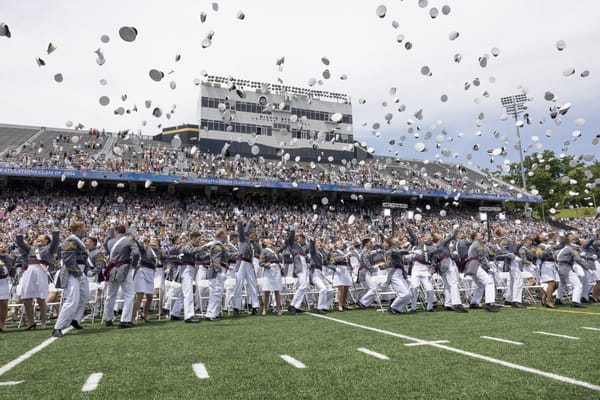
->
0, 0, 599, 174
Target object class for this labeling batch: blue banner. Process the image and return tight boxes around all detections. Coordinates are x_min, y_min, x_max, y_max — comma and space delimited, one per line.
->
0, 166, 543, 203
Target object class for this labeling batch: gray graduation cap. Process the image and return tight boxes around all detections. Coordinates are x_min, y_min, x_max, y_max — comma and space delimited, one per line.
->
54, 73, 63, 83
200, 12, 207, 23
100, 34, 110, 43
212, 2, 219, 11
0, 22, 11, 38
149, 69, 165, 82
36, 57, 46, 67
237, 10, 245, 20
556, 40, 566, 51
47, 42, 57, 55
99, 96, 110, 106
119, 26, 138, 42
376, 5, 387, 18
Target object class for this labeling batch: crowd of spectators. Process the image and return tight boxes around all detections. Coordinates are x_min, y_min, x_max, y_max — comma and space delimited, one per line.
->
1, 185, 597, 249
0, 130, 521, 197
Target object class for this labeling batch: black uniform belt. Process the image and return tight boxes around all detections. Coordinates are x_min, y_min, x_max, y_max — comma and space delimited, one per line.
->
140, 260, 156, 269
27, 259, 50, 266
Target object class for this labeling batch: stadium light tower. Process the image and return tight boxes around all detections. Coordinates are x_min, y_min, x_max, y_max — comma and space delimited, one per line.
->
500, 93, 529, 215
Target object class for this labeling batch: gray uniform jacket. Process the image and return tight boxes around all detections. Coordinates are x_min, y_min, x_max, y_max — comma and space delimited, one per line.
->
16, 231, 60, 270
465, 240, 490, 276
287, 230, 307, 275
104, 229, 140, 282
555, 244, 588, 269
57, 235, 88, 288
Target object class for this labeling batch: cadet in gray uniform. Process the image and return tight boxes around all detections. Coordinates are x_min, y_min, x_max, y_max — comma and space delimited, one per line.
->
406, 226, 436, 312
16, 228, 60, 330
357, 238, 377, 309
258, 237, 283, 315
495, 229, 522, 307
205, 229, 228, 321
222, 233, 239, 312
556, 232, 588, 308
287, 229, 309, 314
103, 225, 140, 328
0, 242, 14, 332
465, 231, 498, 312
84, 237, 105, 319
330, 239, 352, 312
384, 237, 412, 314
433, 226, 467, 312
580, 236, 597, 303
233, 221, 260, 316
309, 238, 335, 313
132, 237, 162, 323
534, 232, 559, 308
170, 232, 202, 323
53, 221, 88, 338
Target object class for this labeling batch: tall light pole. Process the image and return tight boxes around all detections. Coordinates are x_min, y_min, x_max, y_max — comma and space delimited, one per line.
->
500, 93, 529, 215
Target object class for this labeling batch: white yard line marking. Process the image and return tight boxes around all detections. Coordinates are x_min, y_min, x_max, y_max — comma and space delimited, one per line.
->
307, 312, 600, 392
0, 381, 24, 386
0, 326, 74, 377
192, 363, 210, 379
81, 373, 103, 392
357, 348, 389, 360
480, 336, 524, 346
280, 355, 307, 369
405, 340, 449, 347
581, 327, 600, 332
534, 331, 579, 340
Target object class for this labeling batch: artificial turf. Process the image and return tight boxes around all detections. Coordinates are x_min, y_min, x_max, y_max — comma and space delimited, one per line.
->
0, 303, 599, 400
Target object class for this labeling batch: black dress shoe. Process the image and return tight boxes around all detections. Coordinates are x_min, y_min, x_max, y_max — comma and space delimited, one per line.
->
287, 306, 297, 315
571, 302, 586, 308
51, 329, 63, 338
453, 304, 468, 313
184, 318, 201, 323
204, 316, 221, 321
444, 306, 454, 311
251, 308, 259, 316
295, 307, 305, 313
388, 308, 400, 315
317, 309, 328, 314
104, 320, 113, 327
511, 302, 524, 308
71, 320, 83, 330
427, 308, 435, 312
484, 304, 499, 313
170, 315, 182, 321
233, 309, 240, 317
357, 302, 367, 310
469, 304, 480, 310
503, 301, 512, 306
25, 323, 37, 331
118, 322, 134, 328
581, 297, 590, 303
555, 299, 563, 305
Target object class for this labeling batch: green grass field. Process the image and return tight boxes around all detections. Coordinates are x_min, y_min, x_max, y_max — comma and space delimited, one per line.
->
1, 303, 600, 400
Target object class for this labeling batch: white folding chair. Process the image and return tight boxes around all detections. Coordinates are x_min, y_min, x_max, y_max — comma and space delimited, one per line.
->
522, 271, 544, 304
371, 274, 397, 312
196, 279, 210, 315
